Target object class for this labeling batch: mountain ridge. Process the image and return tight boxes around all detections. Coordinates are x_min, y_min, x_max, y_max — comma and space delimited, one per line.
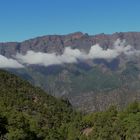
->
1, 31, 140, 112
1, 31, 140, 57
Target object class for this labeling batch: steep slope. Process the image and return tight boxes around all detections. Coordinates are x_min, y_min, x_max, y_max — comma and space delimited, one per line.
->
11, 61, 140, 112
0, 70, 79, 139
1, 70, 140, 140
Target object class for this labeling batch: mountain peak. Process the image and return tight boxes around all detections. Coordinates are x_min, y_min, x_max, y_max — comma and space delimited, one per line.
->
67, 32, 85, 39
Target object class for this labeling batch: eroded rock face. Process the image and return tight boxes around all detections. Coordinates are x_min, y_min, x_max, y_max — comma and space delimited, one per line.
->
1, 32, 140, 57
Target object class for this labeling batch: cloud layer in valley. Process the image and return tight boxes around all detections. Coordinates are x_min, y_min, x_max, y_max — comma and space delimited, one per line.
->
0, 55, 24, 68
0, 39, 140, 68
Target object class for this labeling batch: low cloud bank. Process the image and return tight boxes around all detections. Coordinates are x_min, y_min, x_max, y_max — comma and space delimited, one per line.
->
0, 55, 24, 68
0, 39, 140, 68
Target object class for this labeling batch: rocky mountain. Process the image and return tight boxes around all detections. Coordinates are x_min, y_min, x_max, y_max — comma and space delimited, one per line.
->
1, 32, 140, 56
1, 32, 140, 112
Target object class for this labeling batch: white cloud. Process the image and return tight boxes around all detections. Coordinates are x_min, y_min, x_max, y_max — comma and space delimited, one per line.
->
88, 44, 118, 59
0, 55, 24, 68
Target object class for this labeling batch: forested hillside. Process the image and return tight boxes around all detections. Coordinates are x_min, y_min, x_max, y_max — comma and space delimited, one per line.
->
0, 70, 140, 140
0, 70, 80, 139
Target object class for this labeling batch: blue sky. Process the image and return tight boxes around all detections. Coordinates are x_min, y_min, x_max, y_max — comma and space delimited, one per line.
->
0, 0, 140, 42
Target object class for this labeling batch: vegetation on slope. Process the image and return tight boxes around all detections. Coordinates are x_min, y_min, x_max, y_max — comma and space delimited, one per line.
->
0, 70, 140, 140
0, 70, 80, 139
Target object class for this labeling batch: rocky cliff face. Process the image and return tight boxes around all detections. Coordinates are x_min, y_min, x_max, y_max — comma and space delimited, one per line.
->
1, 32, 140, 57
1, 32, 140, 112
